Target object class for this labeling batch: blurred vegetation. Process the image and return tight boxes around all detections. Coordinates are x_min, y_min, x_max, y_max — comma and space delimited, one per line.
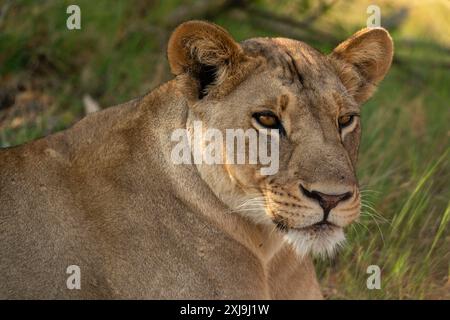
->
0, 0, 449, 299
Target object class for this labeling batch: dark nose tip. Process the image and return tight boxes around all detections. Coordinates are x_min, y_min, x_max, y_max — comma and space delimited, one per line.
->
300, 184, 352, 219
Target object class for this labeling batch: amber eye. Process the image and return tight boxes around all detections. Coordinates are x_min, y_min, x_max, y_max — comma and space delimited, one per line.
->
253, 112, 280, 128
252, 111, 286, 135
257, 114, 277, 127
338, 115, 354, 129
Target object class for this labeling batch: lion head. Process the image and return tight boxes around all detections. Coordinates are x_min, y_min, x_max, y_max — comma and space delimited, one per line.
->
167, 21, 393, 257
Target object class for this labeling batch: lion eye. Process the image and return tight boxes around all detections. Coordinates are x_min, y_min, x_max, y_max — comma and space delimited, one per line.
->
258, 115, 277, 127
253, 112, 280, 129
252, 111, 286, 136
338, 115, 354, 129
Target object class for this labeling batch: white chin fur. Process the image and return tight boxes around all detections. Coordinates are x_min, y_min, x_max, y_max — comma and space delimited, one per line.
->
284, 227, 346, 259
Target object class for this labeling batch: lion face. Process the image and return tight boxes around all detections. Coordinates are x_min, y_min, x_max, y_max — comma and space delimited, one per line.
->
168, 21, 393, 257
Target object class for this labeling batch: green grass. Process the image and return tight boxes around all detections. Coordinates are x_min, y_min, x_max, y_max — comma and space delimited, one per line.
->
1, 0, 448, 299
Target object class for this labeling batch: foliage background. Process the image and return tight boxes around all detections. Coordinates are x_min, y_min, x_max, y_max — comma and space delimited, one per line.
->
0, 0, 449, 299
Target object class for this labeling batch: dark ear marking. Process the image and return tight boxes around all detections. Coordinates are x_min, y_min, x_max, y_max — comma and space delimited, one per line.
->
197, 64, 217, 99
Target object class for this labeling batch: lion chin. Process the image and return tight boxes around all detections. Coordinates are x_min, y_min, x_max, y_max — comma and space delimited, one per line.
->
284, 224, 346, 259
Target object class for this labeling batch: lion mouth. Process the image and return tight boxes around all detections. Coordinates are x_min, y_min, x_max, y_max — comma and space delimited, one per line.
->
274, 219, 339, 233
295, 221, 339, 233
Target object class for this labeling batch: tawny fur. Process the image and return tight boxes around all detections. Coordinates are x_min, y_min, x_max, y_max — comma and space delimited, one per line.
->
0, 21, 393, 299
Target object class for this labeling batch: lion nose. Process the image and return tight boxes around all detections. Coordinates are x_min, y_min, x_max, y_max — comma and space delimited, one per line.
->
300, 184, 352, 220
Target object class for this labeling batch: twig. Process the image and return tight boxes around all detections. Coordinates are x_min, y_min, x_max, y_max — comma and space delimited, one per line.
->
242, 4, 341, 44
301, 0, 339, 25
165, 0, 245, 29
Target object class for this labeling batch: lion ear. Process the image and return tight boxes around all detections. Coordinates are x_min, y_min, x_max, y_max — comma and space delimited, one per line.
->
167, 20, 243, 99
330, 27, 393, 104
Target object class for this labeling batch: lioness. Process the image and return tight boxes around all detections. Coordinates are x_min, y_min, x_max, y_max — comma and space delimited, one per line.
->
0, 21, 393, 299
